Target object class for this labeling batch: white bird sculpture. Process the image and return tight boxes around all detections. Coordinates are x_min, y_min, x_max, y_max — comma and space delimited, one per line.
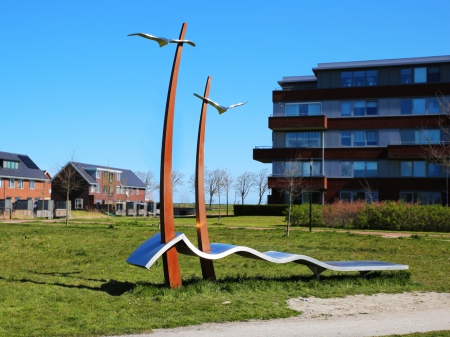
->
193, 93, 247, 114
128, 33, 196, 47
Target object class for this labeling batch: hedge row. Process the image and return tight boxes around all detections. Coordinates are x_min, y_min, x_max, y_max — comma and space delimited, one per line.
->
233, 204, 287, 216
287, 201, 450, 232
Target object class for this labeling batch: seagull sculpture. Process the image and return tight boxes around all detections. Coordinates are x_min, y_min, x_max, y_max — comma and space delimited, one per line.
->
193, 93, 247, 114
128, 33, 195, 47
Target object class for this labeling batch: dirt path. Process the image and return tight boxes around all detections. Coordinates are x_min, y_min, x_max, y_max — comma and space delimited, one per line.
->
108, 292, 450, 337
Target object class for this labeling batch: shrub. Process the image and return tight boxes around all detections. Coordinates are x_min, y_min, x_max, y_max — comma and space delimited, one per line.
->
322, 200, 366, 228
285, 204, 323, 227
233, 204, 287, 216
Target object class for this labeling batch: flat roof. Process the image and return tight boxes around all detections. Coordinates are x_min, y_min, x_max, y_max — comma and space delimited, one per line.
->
313, 55, 450, 72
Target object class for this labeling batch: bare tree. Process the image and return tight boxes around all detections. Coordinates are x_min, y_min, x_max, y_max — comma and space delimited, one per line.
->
221, 169, 234, 215
234, 171, 256, 205
135, 170, 159, 200
358, 178, 378, 204
204, 168, 222, 208
278, 156, 308, 236
423, 95, 450, 205
423, 96, 450, 165
253, 168, 269, 205
172, 170, 185, 195
51, 152, 87, 226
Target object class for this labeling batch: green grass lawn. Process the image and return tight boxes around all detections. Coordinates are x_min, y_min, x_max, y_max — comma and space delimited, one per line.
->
0, 218, 449, 336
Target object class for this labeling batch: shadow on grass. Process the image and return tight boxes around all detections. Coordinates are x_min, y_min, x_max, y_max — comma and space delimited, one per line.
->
0, 274, 136, 296
0, 270, 412, 298
132, 270, 412, 290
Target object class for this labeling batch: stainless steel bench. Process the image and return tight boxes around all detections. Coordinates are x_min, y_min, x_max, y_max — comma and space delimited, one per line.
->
127, 232, 408, 280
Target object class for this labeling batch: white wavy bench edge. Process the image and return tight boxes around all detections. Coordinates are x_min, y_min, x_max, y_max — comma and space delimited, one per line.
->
126, 232, 408, 279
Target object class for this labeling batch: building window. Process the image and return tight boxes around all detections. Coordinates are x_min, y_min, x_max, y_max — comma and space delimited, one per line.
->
353, 161, 377, 177
414, 67, 426, 83
427, 67, 440, 83
341, 102, 352, 116
341, 131, 378, 146
103, 186, 107, 194
401, 161, 441, 177
9, 179, 14, 188
285, 102, 321, 116
341, 162, 377, 177
340, 162, 352, 177
340, 101, 378, 116
428, 163, 441, 177
96, 185, 100, 193
400, 191, 441, 205
109, 173, 113, 183
340, 70, 378, 87
117, 173, 121, 181
400, 69, 412, 84
272, 161, 321, 177
285, 132, 322, 148
116, 186, 120, 194
96, 171, 100, 179
3, 160, 19, 170
29, 181, 35, 189
402, 67, 440, 84
400, 129, 440, 145
75, 198, 83, 210
0, 179, 2, 188
340, 190, 378, 203
400, 161, 426, 177
136, 188, 139, 195
104, 171, 107, 179
428, 98, 441, 114
90, 185, 95, 193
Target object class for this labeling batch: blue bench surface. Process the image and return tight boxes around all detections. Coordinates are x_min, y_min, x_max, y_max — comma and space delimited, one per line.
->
126, 232, 408, 276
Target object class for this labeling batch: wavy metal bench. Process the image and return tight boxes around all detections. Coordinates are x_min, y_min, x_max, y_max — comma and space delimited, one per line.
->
127, 232, 409, 281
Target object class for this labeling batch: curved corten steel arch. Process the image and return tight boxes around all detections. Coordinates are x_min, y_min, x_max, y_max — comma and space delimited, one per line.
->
195, 76, 216, 280
159, 22, 190, 289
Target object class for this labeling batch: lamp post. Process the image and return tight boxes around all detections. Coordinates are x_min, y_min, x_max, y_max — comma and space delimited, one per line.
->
309, 159, 313, 232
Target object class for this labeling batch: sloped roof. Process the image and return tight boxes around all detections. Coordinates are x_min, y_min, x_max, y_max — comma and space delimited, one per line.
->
70, 162, 146, 188
0, 151, 49, 180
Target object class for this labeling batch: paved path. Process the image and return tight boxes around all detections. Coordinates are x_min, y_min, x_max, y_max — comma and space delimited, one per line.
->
108, 307, 450, 337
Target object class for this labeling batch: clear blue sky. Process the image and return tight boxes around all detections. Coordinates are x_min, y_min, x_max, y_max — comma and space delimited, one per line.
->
1, 1, 449, 203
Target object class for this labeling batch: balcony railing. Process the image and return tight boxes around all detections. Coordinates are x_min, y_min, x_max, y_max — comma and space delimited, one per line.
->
271, 112, 324, 117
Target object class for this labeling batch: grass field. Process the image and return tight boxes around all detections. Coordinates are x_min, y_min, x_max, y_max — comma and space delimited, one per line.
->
0, 216, 449, 336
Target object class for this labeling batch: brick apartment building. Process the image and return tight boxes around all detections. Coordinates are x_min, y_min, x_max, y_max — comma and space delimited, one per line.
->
253, 55, 450, 205
0, 151, 51, 203
51, 162, 146, 211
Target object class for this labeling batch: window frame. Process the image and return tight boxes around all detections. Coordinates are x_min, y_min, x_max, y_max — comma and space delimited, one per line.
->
285, 131, 322, 148
340, 100, 378, 116
9, 178, 14, 188
29, 180, 35, 189
340, 190, 378, 203
341, 131, 378, 147
400, 161, 435, 177
285, 102, 322, 116
4, 160, 19, 170
340, 70, 378, 87
399, 191, 441, 205
400, 129, 440, 145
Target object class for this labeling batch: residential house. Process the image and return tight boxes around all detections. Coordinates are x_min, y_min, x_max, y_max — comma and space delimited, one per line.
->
0, 151, 51, 209
51, 161, 146, 211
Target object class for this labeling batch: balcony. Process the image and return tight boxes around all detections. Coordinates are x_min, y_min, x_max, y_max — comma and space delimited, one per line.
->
268, 175, 327, 190
269, 115, 327, 131
253, 147, 323, 163
387, 144, 433, 159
